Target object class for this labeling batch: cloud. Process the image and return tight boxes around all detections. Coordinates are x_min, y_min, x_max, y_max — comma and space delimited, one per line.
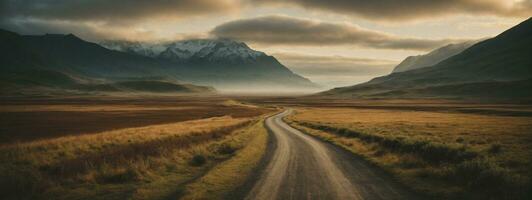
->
275, 52, 396, 75
251, 0, 532, 21
0, 18, 152, 41
211, 15, 466, 50
274, 52, 397, 87
0, 18, 210, 42
1, 1, 525, 42
1, 0, 240, 25
275, 53, 396, 68
0, 0, 240, 41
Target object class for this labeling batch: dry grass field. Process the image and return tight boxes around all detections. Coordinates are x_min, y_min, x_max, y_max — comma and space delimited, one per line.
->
0, 97, 273, 143
0, 97, 275, 200
243, 97, 532, 115
4, 95, 531, 199
287, 106, 532, 199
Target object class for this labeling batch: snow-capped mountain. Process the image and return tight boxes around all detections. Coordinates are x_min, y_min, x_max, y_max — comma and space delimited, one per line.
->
100, 41, 167, 57
99, 38, 319, 92
100, 41, 166, 57
101, 39, 267, 63
160, 39, 266, 63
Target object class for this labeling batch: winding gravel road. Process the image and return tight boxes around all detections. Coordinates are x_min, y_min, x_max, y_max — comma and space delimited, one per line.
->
244, 110, 418, 200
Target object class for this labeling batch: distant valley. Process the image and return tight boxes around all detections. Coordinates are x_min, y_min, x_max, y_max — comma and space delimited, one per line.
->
2, 18, 531, 99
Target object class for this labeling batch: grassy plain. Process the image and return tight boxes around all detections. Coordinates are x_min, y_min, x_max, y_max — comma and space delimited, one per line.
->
4, 95, 531, 199
286, 105, 532, 199
0, 96, 275, 200
0, 96, 272, 143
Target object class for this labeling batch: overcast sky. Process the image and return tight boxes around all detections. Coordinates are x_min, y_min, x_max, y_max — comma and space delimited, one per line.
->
1, 0, 530, 88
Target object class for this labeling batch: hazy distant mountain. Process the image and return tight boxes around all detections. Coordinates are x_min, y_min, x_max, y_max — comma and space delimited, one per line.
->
0, 30, 211, 95
159, 39, 266, 63
320, 18, 532, 99
392, 41, 477, 73
0, 30, 317, 95
101, 39, 267, 63
101, 39, 318, 92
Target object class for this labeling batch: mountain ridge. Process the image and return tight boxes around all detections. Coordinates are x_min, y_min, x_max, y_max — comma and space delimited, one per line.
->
320, 17, 532, 99
101, 39, 268, 64
1, 30, 318, 95
392, 41, 478, 73
100, 38, 319, 92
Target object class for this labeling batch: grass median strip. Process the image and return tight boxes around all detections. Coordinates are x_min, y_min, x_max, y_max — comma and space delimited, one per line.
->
180, 119, 269, 200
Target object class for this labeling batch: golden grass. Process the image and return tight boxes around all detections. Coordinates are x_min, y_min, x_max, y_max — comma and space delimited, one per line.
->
0, 115, 266, 200
288, 107, 532, 199
180, 119, 268, 200
0, 97, 275, 143
1, 116, 247, 161
221, 100, 259, 108
290, 108, 532, 170
0, 104, 201, 112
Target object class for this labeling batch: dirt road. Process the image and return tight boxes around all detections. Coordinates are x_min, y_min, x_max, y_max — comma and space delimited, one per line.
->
244, 110, 418, 200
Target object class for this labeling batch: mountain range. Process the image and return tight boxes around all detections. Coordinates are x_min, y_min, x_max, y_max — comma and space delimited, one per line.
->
103, 39, 266, 64
3, 17, 530, 99
101, 39, 318, 92
0, 30, 317, 96
321, 17, 532, 99
392, 40, 478, 73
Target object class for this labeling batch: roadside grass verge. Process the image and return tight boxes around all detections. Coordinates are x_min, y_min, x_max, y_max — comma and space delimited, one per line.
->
287, 108, 532, 199
0, 116, 267, 200
180, 119, 269, 199
298, 122, 478, 164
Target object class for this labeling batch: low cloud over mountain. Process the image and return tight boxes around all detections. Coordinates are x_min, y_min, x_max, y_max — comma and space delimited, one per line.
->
211, 15, 465, 50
